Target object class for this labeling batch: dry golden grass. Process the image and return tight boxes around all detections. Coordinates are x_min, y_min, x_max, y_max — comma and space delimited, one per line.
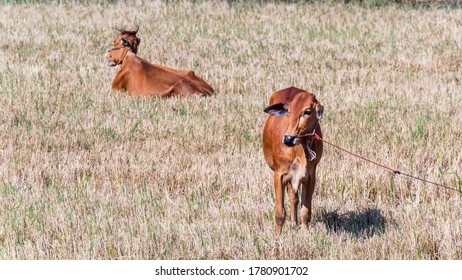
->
0, 0, 461, 259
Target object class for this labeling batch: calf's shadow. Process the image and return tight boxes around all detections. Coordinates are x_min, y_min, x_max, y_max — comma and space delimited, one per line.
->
318, 208, 386, 238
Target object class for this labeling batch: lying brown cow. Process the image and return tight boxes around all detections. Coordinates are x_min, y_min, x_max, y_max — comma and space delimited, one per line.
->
262, 86, 324, 236
104, 26, 214, 97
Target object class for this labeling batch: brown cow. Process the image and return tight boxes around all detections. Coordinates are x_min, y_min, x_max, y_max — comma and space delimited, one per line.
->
104, 26, 214, 97
262, 86, 324, 236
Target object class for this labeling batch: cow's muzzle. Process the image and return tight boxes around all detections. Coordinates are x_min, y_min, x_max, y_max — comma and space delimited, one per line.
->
107, 60, 117, 67
104, 51, 116, 67
283, 135, 300, 147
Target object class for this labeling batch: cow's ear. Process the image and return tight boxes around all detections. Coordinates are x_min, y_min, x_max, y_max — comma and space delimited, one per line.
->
121, 37, 129, 46
315, 104, 324, 120
264, 103, 288, 116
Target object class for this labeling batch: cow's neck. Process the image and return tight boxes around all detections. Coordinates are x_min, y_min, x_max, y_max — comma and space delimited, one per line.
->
121, 51, 136, 66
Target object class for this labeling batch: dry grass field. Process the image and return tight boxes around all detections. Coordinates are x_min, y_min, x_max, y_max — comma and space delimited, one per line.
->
0, 0, 461, 259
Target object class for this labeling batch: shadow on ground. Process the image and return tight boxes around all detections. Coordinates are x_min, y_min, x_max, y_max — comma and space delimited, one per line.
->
318, 208, 386, 238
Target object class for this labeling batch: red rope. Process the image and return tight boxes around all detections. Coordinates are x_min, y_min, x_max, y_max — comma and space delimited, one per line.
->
313, 132, 462, 194
313, 132, 398, 174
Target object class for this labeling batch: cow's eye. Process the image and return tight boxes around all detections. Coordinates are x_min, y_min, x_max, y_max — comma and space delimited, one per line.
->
304, 109, 311, 115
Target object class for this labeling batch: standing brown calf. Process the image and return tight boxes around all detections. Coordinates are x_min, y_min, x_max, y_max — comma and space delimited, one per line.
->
262, 87, 324, 236
104, 26, 214, 97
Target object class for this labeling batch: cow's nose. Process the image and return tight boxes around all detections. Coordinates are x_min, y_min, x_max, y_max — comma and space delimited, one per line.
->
283, 135, 297, 147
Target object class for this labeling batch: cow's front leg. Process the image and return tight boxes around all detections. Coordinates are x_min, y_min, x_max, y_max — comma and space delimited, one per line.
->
274, 171, 285, 237
111, 76, 125, 92
300, 176, 315, 231
287, 183, 299, 227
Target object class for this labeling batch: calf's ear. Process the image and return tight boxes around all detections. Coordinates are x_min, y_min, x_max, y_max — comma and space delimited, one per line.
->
316, 104, 324, 120
264, 103, 289, 116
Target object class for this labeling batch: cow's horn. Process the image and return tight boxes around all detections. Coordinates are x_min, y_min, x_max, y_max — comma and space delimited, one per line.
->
134, 25, 139, 33
115, 26, 125, 33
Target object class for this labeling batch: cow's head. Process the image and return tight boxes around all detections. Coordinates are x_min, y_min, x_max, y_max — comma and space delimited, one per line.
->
264, 92, 323, 147
105, 25, 141, 67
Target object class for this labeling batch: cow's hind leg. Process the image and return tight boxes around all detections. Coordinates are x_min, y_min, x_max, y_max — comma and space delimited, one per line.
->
168, 79, 206, 96
287, 184, 299, 227
160, 85, 176, 97
300, 175, 315, 231
160, 80, 194, 97
274, 171, 286, 237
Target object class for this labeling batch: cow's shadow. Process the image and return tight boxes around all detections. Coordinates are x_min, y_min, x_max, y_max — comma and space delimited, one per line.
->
317, 208, 386, 238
